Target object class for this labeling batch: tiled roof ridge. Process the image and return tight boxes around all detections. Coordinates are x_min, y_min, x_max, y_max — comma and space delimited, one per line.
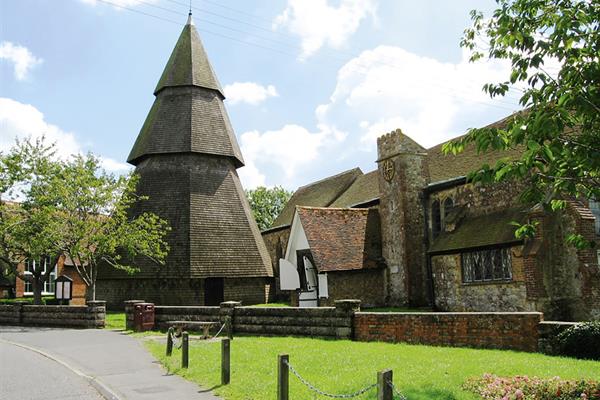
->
296, 167, 363, 191
297, 205, 370, 212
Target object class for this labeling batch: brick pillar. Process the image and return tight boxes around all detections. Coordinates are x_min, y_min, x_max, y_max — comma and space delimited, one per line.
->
377, 129, 430, 306
124, 299, 145, 330
86, 300, 106, 329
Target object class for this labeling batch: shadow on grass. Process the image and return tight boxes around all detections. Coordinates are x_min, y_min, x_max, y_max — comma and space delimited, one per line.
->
198, 384, 222, 393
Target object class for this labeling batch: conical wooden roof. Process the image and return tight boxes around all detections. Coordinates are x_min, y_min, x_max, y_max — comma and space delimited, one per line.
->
127, 16, 244, 167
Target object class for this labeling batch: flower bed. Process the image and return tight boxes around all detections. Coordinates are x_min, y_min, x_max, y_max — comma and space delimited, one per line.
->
464, 374, 600, 400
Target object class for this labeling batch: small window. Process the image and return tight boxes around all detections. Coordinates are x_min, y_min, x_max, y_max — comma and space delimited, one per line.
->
590, 199, 600, 235
432, 200, 441, 238
461, 247, 512, 283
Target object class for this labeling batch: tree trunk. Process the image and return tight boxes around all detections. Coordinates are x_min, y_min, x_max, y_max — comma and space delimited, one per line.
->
32, 278, 43, 305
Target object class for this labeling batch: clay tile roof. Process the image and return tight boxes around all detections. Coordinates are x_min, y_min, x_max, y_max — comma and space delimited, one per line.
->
297, 206, 382, 272
272, 168, 363, 227
330, 170, 380, 207
429, 208, 526, 254
427, 114, 524, 183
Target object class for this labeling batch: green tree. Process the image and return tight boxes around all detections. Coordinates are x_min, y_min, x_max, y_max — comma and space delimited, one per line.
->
1, 137, 171, 303
445, 0, 599, 246
246, 186, 293, 231
0, 138, 64, 304
43, 153, 171, 301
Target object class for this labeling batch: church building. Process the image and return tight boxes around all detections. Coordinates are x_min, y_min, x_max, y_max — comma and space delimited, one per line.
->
97, 14, 273, 307
263, 117, 600, 321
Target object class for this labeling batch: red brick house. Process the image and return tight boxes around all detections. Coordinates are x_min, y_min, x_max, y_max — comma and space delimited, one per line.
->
263, 118, 600, 321
15, 255, 87, 305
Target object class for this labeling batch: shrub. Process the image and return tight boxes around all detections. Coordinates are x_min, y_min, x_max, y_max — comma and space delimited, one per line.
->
557, 322, 600, 360
463, 374, 600, 400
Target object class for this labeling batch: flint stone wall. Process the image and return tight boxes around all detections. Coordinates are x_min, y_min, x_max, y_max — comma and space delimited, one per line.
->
0, 301, 105, 329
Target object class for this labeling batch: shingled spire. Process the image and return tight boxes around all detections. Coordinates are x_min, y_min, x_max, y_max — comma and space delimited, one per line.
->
99, 16, 273, 306
127, 15, 244, 167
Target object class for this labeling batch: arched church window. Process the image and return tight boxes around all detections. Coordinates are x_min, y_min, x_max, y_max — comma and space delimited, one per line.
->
443, 197, 454, 228
432, 200, 441, 238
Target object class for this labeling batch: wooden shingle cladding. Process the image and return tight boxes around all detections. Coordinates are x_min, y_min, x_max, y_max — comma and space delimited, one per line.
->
128, 87, 244, 167
272, 168, 363, 227
153, 18, 224, 97
296, 207, 383, 272
109, 16, 272, 283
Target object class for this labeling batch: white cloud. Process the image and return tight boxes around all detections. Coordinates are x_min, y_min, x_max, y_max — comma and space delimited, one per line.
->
318, 45, 521, 149
79, 0, 158, 8
224, 82, 279, 106
239, 45, 526, 188
0, 98, 130, 172
238, 124, 346, 189
0, 41, 43, 81
274, 0, 377, 58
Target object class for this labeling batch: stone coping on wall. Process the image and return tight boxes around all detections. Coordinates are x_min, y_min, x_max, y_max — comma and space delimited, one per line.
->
0, 301, 106, 329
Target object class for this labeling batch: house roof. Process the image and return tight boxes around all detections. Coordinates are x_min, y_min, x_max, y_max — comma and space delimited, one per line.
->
127, 16, 244, 167
330, 170, 380, 208
429, 208, 526, 254
297, 206, 382, 272
426, 114, 524, 183
154, 15, 224, 97
272, 168, 363, 227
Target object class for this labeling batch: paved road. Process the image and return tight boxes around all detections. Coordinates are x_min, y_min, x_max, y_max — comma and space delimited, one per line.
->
0, 326, 220, 400
0, 341, 104, 400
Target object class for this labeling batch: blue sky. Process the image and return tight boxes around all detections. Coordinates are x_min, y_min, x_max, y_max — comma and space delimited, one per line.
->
1, 0, 522, 190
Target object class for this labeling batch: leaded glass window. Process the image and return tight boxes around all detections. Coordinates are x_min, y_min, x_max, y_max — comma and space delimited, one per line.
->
461, 247, 512, 283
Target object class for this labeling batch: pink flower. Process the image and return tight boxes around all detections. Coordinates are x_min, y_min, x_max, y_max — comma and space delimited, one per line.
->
514, 389, 524, 399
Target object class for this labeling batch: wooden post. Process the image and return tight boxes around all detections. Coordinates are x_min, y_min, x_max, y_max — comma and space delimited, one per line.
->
182, 331, 189, 368
166, 327, 174, 356
277, 354, 289, 400
225, 316, 233, 340
377, 369, 393, 400
221, 338, 230, 385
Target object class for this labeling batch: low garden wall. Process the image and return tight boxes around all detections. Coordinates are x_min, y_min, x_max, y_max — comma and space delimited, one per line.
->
354, 312, 543, 352
124, 300, 570, 352
126, 299, 359, 339
0, 301, 106, 329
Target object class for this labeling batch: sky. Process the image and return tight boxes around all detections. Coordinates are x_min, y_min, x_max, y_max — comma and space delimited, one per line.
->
0, 0, 524, 190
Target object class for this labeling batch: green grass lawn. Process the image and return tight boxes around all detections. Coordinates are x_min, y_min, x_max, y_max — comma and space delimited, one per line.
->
105, 312, 126, 330
144, 336, 600, 400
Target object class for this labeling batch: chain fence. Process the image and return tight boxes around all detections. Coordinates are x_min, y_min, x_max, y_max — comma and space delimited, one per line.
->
387, 380, 408, 400
284, 359, 377, 399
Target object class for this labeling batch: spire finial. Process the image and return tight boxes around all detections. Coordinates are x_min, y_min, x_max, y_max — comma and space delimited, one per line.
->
186, 0, 194, 25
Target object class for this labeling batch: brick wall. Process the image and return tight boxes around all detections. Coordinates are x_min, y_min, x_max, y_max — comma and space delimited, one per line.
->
354, 312, 542, 352
0, 301, 105, 328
